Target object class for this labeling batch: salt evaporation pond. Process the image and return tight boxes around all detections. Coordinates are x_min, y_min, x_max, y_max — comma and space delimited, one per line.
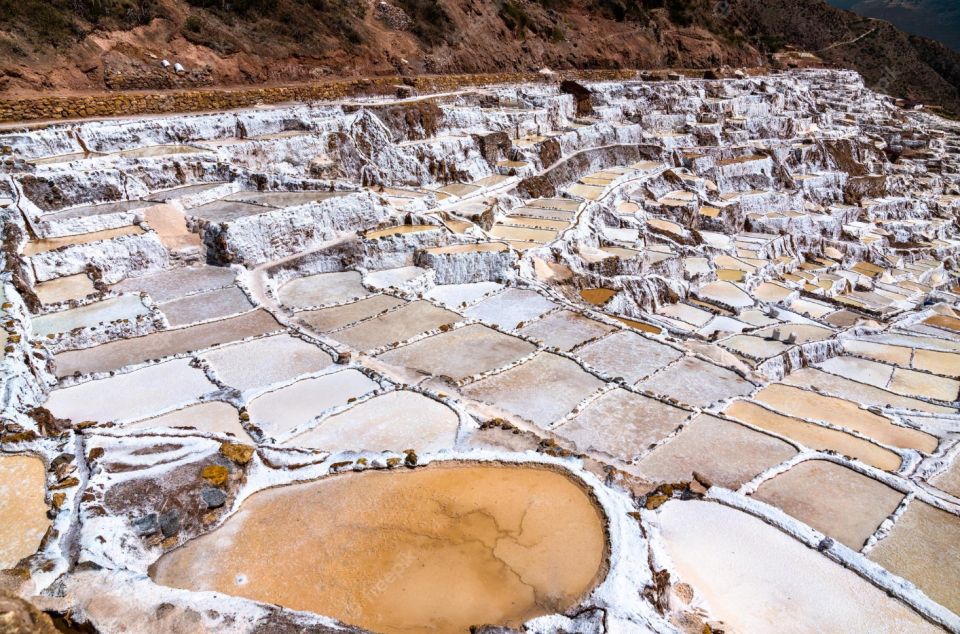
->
151, 463, 607, 633
656, 500, 941, 633
0, 455, 49, 569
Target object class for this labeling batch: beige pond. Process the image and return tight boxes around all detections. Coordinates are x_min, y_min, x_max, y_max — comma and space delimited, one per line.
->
331, 300, 459, 351
34, 273, 96, 305
931, 459, 960, 499
634, 414, 796, 489
724, 400, 901, 472
424, 242, 508, 255
150, 464, 607, 634
753, 459, 904, 550
23, 226, 143, 257
297, 295, 405, 333
782, 367, 954, 416
869, 501, 960, 615
753, 384, 938, 453
717, 269, 746, 282
364, 224, 442, 239
0, 455, 49, 569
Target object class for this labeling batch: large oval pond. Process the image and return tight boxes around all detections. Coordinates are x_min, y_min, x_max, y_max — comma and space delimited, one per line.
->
150, 462, 608, 633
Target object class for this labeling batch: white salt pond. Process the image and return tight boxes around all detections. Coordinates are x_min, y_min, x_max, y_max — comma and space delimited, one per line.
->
247, 370, 379, 437
277, 270, 371, 308
32, 294, 150, 338
423, 281, 503, 308
112, 265, 236, 303
201, 333, 333, 393
463, 288, 557, 330
123, 401, 250, 439
518, 310, 615, 351
364, 266, 431, 290
44, 358, 217, 424
554, 388, 688, 461
574, 330, 682, 383
287, 391, 458, 452
157, 286, 254, 327
656, 500, 941, 633
377, 324, 536, 381
463, 352, 604, 427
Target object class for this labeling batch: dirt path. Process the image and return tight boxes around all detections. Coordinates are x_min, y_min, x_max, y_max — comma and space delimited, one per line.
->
817, 25, 878, 53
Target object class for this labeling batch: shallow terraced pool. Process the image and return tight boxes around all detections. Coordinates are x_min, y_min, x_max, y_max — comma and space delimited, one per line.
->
151, 463, 607, 633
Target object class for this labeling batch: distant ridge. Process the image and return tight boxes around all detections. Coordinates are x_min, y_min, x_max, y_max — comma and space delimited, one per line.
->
826, 0, 960, 52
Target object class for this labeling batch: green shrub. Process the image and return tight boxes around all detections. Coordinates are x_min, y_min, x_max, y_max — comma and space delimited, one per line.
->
185, 14, 204, 32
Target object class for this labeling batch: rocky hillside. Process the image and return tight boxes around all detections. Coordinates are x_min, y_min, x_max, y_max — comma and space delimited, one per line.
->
730, 0, 960, 116
826, 0, 960, 51
0, 0, 958, 115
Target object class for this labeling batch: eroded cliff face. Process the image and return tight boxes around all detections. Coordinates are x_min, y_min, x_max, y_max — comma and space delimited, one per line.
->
0, 69, 959, 634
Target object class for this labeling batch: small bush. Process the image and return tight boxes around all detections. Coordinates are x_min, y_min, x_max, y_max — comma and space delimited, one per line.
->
393, 0, 454, 46
185, 14, 204, 32
500, 1, 533, 35
666, 0, 696, 27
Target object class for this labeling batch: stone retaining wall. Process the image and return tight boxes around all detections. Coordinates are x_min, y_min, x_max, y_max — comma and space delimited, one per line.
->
0, 70, 639, 124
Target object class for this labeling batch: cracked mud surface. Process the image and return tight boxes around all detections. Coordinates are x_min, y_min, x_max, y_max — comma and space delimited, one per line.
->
152, 463, 607, 634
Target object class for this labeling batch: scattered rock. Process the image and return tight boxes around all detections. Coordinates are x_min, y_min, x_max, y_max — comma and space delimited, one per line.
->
219, 442, 254, 465
200, 465, 229, 487
132, 513, 160, 536
200, 487, 227, 509
159, 509, 181, 538
0, 591, 58, 634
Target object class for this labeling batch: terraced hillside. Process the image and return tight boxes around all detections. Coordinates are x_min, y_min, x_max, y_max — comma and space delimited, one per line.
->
0, 69, 959, 633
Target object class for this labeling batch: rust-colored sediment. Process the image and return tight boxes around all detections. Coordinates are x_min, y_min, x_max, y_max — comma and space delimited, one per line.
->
151, 462, 608, 633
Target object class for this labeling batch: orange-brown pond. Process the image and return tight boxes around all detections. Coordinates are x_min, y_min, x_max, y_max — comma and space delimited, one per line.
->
580, 288, 617, 306
150, 463, 608, 634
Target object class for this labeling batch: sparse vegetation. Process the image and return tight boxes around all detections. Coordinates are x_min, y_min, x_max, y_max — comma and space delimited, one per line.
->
499, 1, 534, 36
393, 0, 454, 46
0, 0, 956, 116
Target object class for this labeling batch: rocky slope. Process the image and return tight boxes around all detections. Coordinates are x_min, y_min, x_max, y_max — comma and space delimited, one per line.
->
0, 0, 958, 115
826, 0, 960, 51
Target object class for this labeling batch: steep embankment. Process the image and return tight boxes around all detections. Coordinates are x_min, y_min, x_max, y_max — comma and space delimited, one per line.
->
0, 0, 958, 115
